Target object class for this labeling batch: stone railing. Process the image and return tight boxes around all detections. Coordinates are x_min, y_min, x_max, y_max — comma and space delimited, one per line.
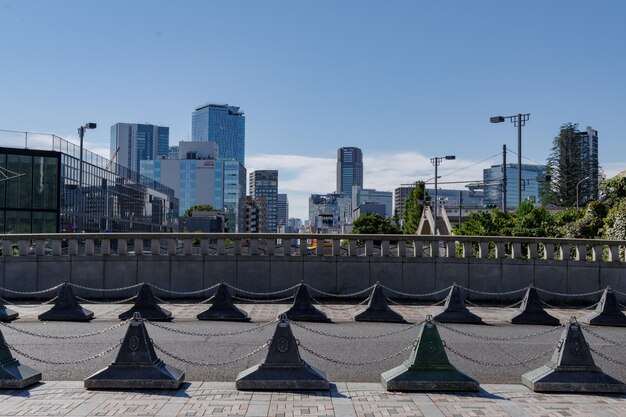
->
0, 233, 624, 262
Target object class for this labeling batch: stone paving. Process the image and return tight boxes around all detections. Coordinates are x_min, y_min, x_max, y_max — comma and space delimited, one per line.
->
0, 382, 624, 417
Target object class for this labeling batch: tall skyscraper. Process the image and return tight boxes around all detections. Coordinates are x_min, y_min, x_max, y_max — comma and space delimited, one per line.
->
336, 147, 363, 198
110, 123, 169, 173
277, 193, 288, 228
578, 126, 599, 204
192, 103, 245, 165
249, 170, 278, 232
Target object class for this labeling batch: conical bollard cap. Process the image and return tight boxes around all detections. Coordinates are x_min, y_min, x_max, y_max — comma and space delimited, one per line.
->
197, 282, 249, 321
522, 317, 626, 393
509, 286, 560, 325
354, 283, 405, 322
281, 283, 330, 322
236, 316, 329, 390
433, 284, 482, 324
382, 317, 478, 391
118, 283, 172, 321
84, 312, 184, 390
38, 283, 94, 322
0, 299, 18, 322
582, 288, 626, 327
0, 329, 42, 388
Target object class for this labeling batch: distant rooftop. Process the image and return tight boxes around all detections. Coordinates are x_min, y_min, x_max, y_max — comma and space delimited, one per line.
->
194, 102, 244, 115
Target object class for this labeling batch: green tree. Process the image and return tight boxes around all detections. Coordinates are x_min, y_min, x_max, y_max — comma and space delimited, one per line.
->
402, 182, 427, 234
183, 204, 215, 218
542, 123, 586, 207
352, 213, 401, 234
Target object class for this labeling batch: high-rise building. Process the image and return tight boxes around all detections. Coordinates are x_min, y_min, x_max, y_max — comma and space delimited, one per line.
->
309, 193, 352, 232
249, 170, 278, 232
483, 164, 546, 209
277, 193, 288, 228
394, 186, 414, 220
336, 147, 363, 198
352, 186, 393, 218
192, 103, 245, 165
110, 123, 169, 173
244, 196, 268, 233
578, 126, 599, 204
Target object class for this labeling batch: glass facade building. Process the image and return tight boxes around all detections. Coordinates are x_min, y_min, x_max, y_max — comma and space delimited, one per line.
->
483, 164, 546, 209
217, 160, 247, 232
110, 123, 169, 173
578, 126, 599, 204
249, 170, 278, 232
192, 103, 245, 165
336, 147, 363, 198
0, 130, 178, 233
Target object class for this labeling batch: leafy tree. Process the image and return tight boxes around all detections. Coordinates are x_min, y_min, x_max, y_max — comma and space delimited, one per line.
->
455, 209, 515, 236
561, 201, 607, 239
184, 204, 215, 218
352, 213, 401, 234
511, 199, 559, 237
402, 181, 428, 234
604, 199, 626, 241
542, 123, 592, 208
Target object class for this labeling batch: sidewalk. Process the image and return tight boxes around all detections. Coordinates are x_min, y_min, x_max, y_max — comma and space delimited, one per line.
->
0, 381, 624, 417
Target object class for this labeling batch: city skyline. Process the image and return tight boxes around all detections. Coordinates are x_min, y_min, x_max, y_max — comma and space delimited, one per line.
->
2, 1, 625, 220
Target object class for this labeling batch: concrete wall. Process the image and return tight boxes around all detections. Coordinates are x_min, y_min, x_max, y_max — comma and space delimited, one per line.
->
1, 255, 624, 303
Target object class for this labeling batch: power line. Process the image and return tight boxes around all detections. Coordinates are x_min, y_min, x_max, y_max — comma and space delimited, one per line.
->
505, 149, 544, 166
439, 152, 502, 180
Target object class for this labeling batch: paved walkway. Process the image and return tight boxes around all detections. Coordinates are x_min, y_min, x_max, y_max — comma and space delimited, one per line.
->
0, 382, 624, 417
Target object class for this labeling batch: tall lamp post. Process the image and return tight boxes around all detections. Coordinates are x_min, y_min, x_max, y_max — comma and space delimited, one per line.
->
490, 113, 530, 208
77, 122, 97, 231
430, 155, 455, 231
576, 176, 591, 209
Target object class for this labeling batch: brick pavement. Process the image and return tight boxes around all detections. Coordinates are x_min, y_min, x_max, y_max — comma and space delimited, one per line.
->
0, 382, 624, 417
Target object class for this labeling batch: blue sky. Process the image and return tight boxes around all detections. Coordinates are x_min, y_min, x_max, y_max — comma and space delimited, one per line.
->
2, 0, 625, 219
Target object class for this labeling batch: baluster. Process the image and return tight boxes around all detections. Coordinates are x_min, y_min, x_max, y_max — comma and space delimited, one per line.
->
18, 240, 29, 256
68, 239, 78, 255
101, 239, 111, 255
381, 240, 390, 257
151, 239, 160, 255
576, 244, 587, 261
134, 239, 144, 256
85, 239, 95, 255
528, 242, 537, 260
349, 239, 357, 256
250, 239, 259, 255
462, 241, 473, 258
332, 239, 341, 256
36, 240, 45, 256
495, 242, 505, 259
397, 240, 406, 257
167, 239, 176, 255
183, 239, 193, 255
478, 241, 489, 258
511, 242, 522, 259
217, 239, 226, 255
608, 245, 619, 262
118, 239, 128, 255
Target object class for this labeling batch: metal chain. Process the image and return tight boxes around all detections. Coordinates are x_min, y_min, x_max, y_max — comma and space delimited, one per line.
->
445, 343, 553, 367
456, 285, 527, 296
540, 300, 560, 310
583, 301, 600, 310
0, 296, 57, 308
435, 321, 564, 341
0, 284, 62, 295
145, 319, 279, 337
306, 284, 375, 298
291, 320, 422, 340
226, 283, 301, 296
464, 299, 479, 307
311, 296, 370, 311
581, 326, 626, 347
5, 341, 121, 365
69, 282, 143, 292
231, 294, 295, 303
614, 289, 626, 296
589, 346, 626, 367
149, 282, 221, 296
76, 295, 137, 304
535, 287, 605, 297
385, 297, 401, 306
299, 342, 414, 366
380, 285, 452, 298
0, 319, 130, 339
153, 341, 268, 366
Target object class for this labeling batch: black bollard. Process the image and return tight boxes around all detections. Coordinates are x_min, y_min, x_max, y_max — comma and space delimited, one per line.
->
509, 286, 560, 325
38, 283, 94, 322
119, 283, 172, 321
0, 329, 41, 388
281, 283, 330, 322
433, 284, 483, 324
354, 283, 406, 323
582, 288, 626, 327
197, 282, 249, 321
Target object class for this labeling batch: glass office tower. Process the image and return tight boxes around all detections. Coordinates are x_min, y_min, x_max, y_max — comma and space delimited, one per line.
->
192, 103, 245, 165
110, 123, 169, 173
336, 147, 363, 199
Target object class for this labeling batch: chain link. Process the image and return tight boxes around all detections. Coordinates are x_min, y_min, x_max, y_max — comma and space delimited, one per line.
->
5, 341, 121, 365
0, 296, 57, 308
0, 319, 130, 339
69, 282, 144, 292
306, 284, 375, 298
299, 342, 414, 366
76, 295, 138, 304
589, 346, 626, 367
380, 285, 452, 298
226, 283, 301, 296
444, 343, 553, 367
435, 321, 564, 341
153, 341, 268, 366
232, 294, 295, 303
535, 287, 605, 297
581, 326, 626, 347
310, 296, 370, 311
145, 319, 278, 337
149, 282, 221, 296
0, 284, 62, 295
291, 320, 421, 340
540, 300, 560, 310
456, 285, 527, 296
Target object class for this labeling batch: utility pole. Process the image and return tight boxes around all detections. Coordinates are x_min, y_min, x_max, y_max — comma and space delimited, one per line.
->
502, 144, 507, 213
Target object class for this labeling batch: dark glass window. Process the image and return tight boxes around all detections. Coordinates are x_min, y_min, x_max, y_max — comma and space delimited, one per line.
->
6, 155, 33, 209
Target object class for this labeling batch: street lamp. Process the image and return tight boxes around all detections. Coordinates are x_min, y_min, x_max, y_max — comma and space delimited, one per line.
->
576, 176, 591, 209
77, 122, 97, 231
490, 113, 530, 208
430, 155, 455, 232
